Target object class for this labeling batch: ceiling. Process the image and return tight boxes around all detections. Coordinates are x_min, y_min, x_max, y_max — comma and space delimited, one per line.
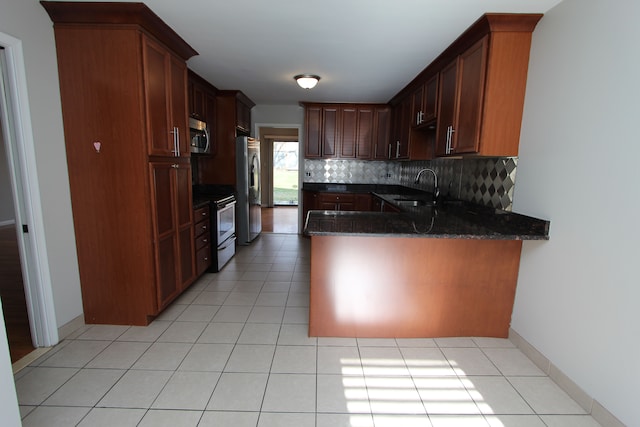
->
61, 0, 563, 105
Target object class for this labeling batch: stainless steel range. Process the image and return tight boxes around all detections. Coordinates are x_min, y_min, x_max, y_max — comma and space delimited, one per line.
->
193, 185, 236, 272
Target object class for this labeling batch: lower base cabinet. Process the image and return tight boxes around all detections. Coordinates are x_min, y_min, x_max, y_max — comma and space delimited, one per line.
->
194, 205, 212, 276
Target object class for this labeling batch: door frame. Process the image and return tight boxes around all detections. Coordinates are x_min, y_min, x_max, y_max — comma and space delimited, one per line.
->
0, 32, 58, 347
254, 123, 303, 232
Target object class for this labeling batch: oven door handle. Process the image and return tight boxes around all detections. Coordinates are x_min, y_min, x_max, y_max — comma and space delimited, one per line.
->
218, 200, 236, 210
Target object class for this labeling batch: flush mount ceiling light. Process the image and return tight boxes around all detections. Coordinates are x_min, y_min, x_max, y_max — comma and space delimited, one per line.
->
294, 74, 320, 89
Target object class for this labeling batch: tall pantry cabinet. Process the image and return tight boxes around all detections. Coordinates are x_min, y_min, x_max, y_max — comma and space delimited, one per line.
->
42, 2, 199, 325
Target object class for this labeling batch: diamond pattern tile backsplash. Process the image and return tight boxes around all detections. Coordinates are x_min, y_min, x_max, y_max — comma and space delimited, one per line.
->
304, 157, 517, 211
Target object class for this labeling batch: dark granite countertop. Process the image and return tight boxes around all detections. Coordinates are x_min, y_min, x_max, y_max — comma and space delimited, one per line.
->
303, 184, 550, 240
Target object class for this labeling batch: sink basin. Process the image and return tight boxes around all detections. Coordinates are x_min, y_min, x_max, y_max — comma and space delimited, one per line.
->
393, 198, 435, 207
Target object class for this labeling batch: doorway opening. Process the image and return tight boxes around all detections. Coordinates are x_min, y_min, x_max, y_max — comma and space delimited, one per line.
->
257, 126, 300, 234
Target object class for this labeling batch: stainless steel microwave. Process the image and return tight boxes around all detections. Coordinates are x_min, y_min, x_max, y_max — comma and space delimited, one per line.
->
189, 117, 210, 154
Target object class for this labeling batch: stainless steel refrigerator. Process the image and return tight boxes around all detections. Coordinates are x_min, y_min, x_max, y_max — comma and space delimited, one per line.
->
236, 136, 261, 244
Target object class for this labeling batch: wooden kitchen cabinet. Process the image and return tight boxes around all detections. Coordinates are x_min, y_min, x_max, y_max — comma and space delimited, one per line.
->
150, 160, 195, 309
303, 103, 388, 159
193, 205, 212, 277
144, 37, 190, 157
390, 96, 431, 160
188, 70, 218, 156
197, 90, 255, 185
42, 1, 198, 325
412, 73, 439, 127
372, 106, 391, 160
317, 193, 356, 211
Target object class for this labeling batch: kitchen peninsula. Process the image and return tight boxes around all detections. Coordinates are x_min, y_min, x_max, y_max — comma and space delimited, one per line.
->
304, 191, 549, 338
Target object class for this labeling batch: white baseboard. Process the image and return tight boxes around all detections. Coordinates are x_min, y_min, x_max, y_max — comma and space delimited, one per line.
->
0, 219, 16, 228
509, 328, 626, 427
57, 315, 86, 340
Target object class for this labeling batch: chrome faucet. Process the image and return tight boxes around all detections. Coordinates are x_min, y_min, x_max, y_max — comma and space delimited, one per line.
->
414, 168, 440, 203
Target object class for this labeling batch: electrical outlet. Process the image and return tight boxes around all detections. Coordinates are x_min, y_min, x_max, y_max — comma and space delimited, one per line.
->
305, 172, 311, 177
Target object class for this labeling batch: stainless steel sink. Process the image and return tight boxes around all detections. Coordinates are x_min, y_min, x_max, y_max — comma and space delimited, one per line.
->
393, 198, 435, 207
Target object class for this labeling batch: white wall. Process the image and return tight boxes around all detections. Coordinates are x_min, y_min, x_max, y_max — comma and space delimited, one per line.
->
0, 300, 20, 427
252, 104, 304, 134
513, 0, 640, 425
0, 0, 83, 328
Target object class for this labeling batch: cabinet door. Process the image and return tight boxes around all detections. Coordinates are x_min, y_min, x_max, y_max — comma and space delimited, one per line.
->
422, 74, 439, 123
150, 162, 179, 308
454, 37, 487, 154
205, 93, 217, 156
175, 163, 195, 288
435, 59, 458, 156
411, 85, 424, 127
322, 107, 339, 158
144, 38, 173, 156
354, 194, 372, 211
355, 107, 373, 159
305, 106, 322, 158
397, 97, 411, 159
339, 106, 357, 158
169, 56, 189, 157
373, 106, 390, 160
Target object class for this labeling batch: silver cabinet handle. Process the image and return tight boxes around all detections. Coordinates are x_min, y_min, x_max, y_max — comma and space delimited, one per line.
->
388, 143, 392, 159
171, 164, 179, 169
396, 141, 400, 158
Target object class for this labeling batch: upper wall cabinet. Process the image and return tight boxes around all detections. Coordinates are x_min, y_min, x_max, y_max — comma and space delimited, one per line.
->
188, 70, 218, 156
303, 103, 390, 160
392, 13, 542, 158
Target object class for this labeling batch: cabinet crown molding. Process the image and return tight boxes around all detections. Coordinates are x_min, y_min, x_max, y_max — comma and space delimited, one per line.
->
41, 1, 198, 60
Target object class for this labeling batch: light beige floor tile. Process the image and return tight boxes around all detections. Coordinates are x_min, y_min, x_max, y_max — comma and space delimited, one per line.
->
43, 368, 124, 406
157, 321, 208, 343
191, 291, 228, 305
15, 367, 78, 405
258, 412, 315, 427
360, 346, 410, 377
508, 377, 587, 415
271, 345, 316, 373
151, 371, 220, 410
204, 280, 237, 291
117, 321, 172, 342
247, 306, 285, 323
357, 338, 397, 347
266, 271, 294, 281
255, 292, 288, 306
223, 291, 259, 306
430, 414, 489, 426
211, 305, 252, 322
232, 281, 265, 293
269, 262, 295, 272
137, 409, 202, 427
261, 281, 291, 292
366, 376, 426, 415
199, 411, 259, 427
77, 408, 146, 427
282, 306, 309, 324
86, 341, 151, 369
318, 337, 357, 346
483, 348, 546, 376
414, 377, 481, 415
225, 344, 275, 373
400, 347, 456, 377
472, 337, 516, 348
19, 405, 36, 419
441, 347, 501, 376
76, 325, 130, 341
395, 338, 438, 348
286, 292, 310, 307
207, 372, 268, 411
175, 304, 219, 322
21, 406, 90, 427
244, 262, 272, 272
372, 414, 432, 427
317, 346, 363, 375
172, 288, 202, 305
262, 373, 316, 412
435, 338, 477, 348
197, 322, 243, 344
132, 342, 192, 370
38, 340, 110, 368
154, 304, 187, 321
178, 343, 233, 371
485, 414, 546, 427
277, 324, 317, 346
237, 323, 281, 344
317, 413, 375, 427
539, 415, 603, 426
316, 374, 370, 413
461, 376, 534, 415
240, 271, 269, 281
98, 369, 172, 408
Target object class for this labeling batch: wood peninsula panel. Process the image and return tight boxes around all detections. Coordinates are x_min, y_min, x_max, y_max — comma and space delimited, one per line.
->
309, 235, 522, 338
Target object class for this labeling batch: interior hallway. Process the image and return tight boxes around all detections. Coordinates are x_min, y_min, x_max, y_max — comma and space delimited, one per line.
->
261, 206, 298, 234
12, 233, 600, 426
